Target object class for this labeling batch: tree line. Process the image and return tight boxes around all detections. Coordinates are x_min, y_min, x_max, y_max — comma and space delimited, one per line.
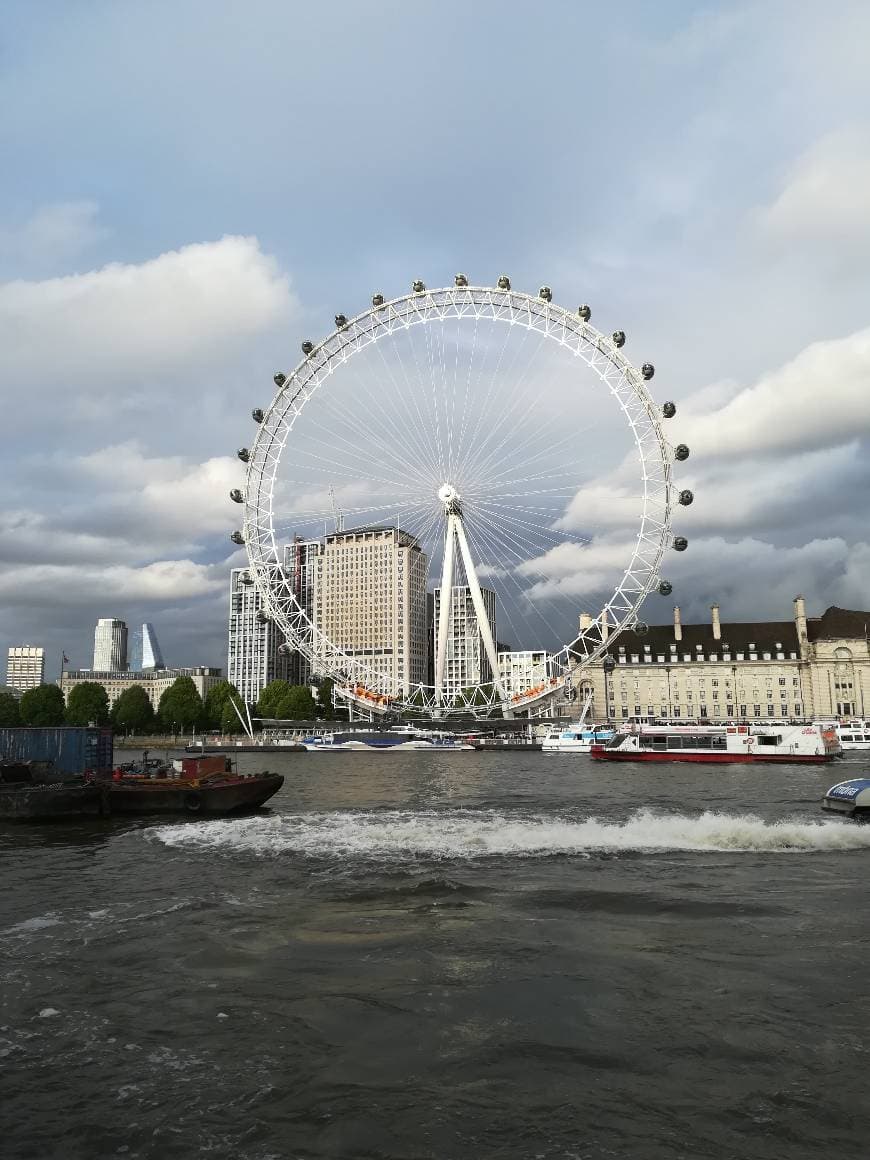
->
0, 675, 336, 733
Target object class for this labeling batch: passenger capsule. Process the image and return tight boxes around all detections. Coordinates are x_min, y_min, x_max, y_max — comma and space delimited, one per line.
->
372, 293, 385, 307
662, 401, 677, 419
539, 286, 552, 302
412, 279, 426, 293
251, 407, 264, 423
301, 340, 314, 355
674, 443, 690, 462
658, 580, 673, 596
673, 536, 688, 552
641, 363, 655, 380
273, 372, 286, 387
612, 330, 626, 348
497, 274, 511, 290
239, 572, 253, 584
334, 314, 348, 329
454, 273, 468, 287
256, 610, 270, 623
678, 489, 694, 506
229, 488, 244, 504
237, 448, 250, 463
634, 621, 649, 636
577, 304, 591, 321
230, 530, 245, 546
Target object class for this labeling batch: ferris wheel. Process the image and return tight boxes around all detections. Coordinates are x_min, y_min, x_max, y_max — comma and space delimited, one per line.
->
230, 276, 693, 717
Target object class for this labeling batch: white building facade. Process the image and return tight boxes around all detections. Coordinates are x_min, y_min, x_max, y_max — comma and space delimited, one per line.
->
313, 527, 428, 696
93, 619, 128, 672
498, 649, 552, 698
227, 568, 287, 706
6, 646, 45, 693
433, 584, 497, 694
60, 666, 223, 711
570, 598, 870, 723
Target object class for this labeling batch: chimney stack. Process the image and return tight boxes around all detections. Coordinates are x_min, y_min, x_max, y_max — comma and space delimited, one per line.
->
601, 606, 609, 643
793, 594, 808, 646
711, 603, 721, 641
579, 612, 593, 632
674, 605, 683, 642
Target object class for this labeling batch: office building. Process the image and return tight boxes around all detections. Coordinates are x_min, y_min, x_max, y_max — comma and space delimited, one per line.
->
60, 666, 223, 712
227, 568, 288, 705
433, 584, 497, 694
6, 646, 45, 693
313, 526, 428, 696
93, 618, 128, 672
573, 598, 870, 722
498, 649, 552, 698
128, 622, 165, 671
281, 538, 322, 686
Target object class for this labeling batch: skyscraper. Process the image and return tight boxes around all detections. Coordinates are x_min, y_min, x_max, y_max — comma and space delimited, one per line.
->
93, 619, 128, 671
227, 568, 287, 705
313, 526, 428, 695
282, 538, 321, 686
6, 646, 45, 692
128, 623, 165, 671
433, 584, 497, 694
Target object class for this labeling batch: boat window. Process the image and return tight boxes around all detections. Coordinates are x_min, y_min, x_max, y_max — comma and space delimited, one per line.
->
607, 733, 628, 747
652, 737, 667, 751
712, 734, 727, 749
755, 735, 782, 746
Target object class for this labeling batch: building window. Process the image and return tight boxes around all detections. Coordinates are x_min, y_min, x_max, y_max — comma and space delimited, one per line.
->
727, 704, 734, 716
673, 707, 680, 717
634, 705, 641, 715
660, 706, 667, 717
621, 708, 629, 719
699, 705, 707, 717
712, 679, 719, 687
739, 704, 746, 716
767, 705, 775, 716
753, 705, 761, 717
779, 678, 786, 686
794, 703, 801, 716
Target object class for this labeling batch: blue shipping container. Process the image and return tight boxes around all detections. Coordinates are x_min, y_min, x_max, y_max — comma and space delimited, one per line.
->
0, 728, 114, 776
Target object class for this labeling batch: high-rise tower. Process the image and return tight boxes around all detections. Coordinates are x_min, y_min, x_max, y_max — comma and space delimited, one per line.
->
93, 619, 128, 671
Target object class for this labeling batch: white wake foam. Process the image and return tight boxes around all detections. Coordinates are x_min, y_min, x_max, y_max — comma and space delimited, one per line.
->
148, 808, 870, 860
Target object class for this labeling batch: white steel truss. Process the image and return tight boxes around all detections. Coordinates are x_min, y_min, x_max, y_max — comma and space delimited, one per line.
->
240, 283, 679, 717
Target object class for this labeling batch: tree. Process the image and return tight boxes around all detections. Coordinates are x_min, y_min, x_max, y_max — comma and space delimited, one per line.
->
158, 676, 205, 732
65, 682, 110, 727
0, 688, 20, 727
203, 680, 243, 729
220, 696, 246, 733
315, 677, 334, 719
19, 684, 65, 727
274, 685, 316, 720
256, 680, 290, 719
111, 685, 155, 734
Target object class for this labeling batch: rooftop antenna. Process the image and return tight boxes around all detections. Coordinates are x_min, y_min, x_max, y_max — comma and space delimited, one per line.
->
328, 484, 344, 532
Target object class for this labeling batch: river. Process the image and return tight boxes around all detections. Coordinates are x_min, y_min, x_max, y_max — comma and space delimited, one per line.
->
2, 750, 869, 1159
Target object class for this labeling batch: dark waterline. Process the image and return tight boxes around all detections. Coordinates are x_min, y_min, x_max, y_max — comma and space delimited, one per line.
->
1, 751, 869, 1160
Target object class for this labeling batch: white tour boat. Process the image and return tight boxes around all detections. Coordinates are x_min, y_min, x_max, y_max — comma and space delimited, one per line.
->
541, 723, 616, 752
300, 729, 475, 752
591, 722, 841, 764
816, 720, 870, 751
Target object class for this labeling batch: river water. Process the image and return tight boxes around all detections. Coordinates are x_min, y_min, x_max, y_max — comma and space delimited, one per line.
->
2, 750, 869, 1160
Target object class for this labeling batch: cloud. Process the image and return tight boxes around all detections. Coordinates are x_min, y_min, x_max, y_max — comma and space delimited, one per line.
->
676, 324, 870, 460
756, 129, 870, 261
0, 234, 296, 388
0, 559, 226, 608
0, 201, 108, 269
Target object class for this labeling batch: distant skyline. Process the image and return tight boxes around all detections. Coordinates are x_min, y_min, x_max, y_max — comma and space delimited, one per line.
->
2, 1, 870, 671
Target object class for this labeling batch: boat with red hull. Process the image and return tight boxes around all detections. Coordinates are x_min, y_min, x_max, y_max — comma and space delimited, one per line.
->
104, 754, 283, 815
592, 723, 841, 764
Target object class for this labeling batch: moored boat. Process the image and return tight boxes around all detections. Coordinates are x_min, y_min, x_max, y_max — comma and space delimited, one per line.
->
301, 729, 475, 751
541, 723, 616, 753
0, 762, 105, 822
592, 723, 841, 764
104, 754, 283, 814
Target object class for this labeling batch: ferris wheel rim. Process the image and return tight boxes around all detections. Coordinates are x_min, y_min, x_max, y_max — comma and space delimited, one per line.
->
240, 282, 677, 714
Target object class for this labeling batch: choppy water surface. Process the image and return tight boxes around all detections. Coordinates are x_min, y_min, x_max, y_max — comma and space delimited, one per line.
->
2, 751, 869, 1159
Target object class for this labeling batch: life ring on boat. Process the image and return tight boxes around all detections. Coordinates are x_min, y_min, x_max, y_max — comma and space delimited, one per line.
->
184, 791, 203, 813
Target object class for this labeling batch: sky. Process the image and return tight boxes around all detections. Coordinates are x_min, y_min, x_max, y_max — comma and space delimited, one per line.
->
2, 0, 870, 675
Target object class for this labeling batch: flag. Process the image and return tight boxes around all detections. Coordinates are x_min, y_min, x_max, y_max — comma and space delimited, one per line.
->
62, 653, 69, 665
